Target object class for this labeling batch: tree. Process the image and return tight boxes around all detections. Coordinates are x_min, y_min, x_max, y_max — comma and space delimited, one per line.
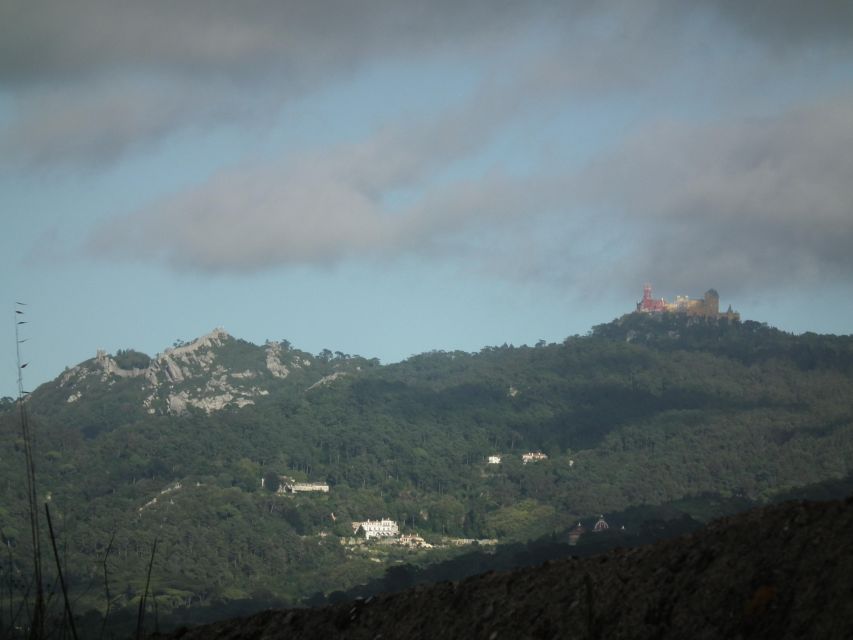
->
262, 471, 281, 493
233, 458, 261, 492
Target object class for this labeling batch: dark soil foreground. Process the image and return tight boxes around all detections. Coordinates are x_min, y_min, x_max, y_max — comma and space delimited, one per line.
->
154, 496, 853, 640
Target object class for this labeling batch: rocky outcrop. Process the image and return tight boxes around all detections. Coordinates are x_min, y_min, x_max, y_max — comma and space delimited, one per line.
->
307, 371, 346, 391
54, 329, 331, 415
265, 341, 290, 378
88, 328, 229, 386
162, 356, 186, 383
166, 374, 268, 415
154, 496, 853, 640
64, 328, 273, 415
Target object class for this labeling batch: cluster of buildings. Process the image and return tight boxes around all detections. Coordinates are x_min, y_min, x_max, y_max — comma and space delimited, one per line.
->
635, 284, 739, 321
487, 451, 550, 465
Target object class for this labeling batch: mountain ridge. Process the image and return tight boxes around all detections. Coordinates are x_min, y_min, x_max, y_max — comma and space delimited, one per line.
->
2, 313, 852, 634
26, 326, 380, 421
18, 313, 853, 419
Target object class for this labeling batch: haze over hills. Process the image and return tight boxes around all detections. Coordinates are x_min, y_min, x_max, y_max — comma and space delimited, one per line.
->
2, 313, 853, 634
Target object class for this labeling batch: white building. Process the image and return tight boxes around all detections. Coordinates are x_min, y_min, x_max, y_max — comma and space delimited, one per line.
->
487, 455, 502, 464
352, 518, 400, 540
277, 476, 330, 494
522, 451, 548, 464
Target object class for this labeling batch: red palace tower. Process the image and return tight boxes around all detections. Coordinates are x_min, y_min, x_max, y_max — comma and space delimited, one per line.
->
637, 283, 666, 313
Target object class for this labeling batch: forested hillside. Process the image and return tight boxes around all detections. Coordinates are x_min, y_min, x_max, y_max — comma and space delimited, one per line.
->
150, 495, 853, 640
1, 314, 852, 634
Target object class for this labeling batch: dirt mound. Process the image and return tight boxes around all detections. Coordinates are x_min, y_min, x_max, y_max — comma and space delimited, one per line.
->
156, 496, 853, 639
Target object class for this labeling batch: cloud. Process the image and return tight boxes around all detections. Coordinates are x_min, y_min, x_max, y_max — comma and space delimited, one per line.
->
0, 1, 555, 166
572, 96, 853, 294
713, 0, 853, 49
3, 1, 850, 168
10, 2, 853, 299
84, 97, 545, 270
2, 1, 846, 86
88, 94, 853, 298
0, 1, 552, 85
1, 77, 270, 167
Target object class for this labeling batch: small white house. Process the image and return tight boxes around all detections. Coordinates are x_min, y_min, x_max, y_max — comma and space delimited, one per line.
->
487, 455, 502, 464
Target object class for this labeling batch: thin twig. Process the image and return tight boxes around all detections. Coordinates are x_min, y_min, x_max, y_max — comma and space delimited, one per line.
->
99, 531, 115, 640
1, 531, 12, 637
10, 574, 33, 639
44, 504, 77, 640
15, 306, 44, 640
135, 539, 157, 640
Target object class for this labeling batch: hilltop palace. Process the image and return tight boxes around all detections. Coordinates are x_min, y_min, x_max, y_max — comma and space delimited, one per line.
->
635, 284, 739, 321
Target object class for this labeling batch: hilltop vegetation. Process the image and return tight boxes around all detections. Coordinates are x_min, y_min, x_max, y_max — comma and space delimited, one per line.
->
1, 314, 852, 633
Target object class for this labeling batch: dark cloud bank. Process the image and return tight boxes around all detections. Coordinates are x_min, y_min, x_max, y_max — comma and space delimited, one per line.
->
3, 1, 850, 165
4, 1, 852, 296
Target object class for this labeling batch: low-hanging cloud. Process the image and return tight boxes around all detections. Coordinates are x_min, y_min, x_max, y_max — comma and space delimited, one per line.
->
89, 164, 392, 271
574, 96, 853, 294
87, 95, 853, 298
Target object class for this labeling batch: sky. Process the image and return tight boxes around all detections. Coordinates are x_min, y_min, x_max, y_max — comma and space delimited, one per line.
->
2, 1, 853, 397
